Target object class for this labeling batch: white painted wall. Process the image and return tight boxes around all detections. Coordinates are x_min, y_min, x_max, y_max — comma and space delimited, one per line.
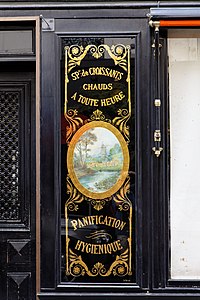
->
168, 31, 200, 279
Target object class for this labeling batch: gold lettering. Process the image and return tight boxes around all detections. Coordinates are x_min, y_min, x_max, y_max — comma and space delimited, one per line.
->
101, 91, 125, 106
119, 221, 126, 231
91, 244, 95, 254
75, 240, 82, 251
83, 83, 88, 90
70, 67, 124, 81
74, 240, 124, 254
70, 91, 126, 107
108, 83, 113, 90
80, 241, 86, 252
116, 240, 123, 251
89, 67, 95, 75
105, 98, 112, 106
71, 92, 77, 100
93, 244, 98, 254
71, 71, 80, 80
78, 94, 99, 107
86, 243, 91, 253
100, 99, 106, 106
98, 244, 104, 254
78, 219, 84, 228
115, 219, 121, 229
107, 244, 112, 254
111, 241, 118, 252
82, 83, 113, 91
108, 216, 115, 227
99, 215, 104, 224
81, 69, 89, 77
88, 216, 92, 225
90, 215, 95, 224
88, 67, 123, 80
71, 220, 78, 231
118, 91, 124, 101
104, 216, 108, 226
82, 217, 89, 227
112, 218, 116, 228
72, 216, 126, 231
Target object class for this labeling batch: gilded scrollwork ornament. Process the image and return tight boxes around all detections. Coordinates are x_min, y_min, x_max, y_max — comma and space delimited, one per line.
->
113, 176, 131, 211
112, 109, 130, 144
67, 248, 130, 277
90, 109, 105, 121
65, 109, 84, 144
65, 44, 129, 74
66, 176, 84, 212
86, 198, 111, 211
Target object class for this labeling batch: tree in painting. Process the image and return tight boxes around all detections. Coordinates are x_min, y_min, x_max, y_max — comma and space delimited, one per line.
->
74, 129, 97, 168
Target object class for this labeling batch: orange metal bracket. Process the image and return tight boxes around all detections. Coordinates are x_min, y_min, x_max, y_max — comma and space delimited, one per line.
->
160, 20, 200, 27
150, 19, 200, 28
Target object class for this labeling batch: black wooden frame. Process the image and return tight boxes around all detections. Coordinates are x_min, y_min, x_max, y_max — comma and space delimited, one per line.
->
39, 7, 152, 299
149, 6, 200, 294
0, 19, 37, 300
58, 31, 140, 287
0, 68, 36, 299
153, 26, 200, 293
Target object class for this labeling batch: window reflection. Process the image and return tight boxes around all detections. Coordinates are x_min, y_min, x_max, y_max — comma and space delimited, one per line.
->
0, 31, 33, 54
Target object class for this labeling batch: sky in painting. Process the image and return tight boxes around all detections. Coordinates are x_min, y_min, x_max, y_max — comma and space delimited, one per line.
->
83, 127, 120, 156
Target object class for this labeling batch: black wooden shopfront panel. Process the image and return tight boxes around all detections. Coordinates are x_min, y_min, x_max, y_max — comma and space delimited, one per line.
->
39, 7, 151, 299
0, 67, 36, 300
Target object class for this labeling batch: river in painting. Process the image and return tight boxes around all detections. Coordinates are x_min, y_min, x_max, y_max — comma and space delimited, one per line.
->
78, 170, 121, 193
73, 126, 124, 193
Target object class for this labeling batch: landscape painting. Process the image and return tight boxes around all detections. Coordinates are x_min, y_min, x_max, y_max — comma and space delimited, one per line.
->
73, 126, 124, 194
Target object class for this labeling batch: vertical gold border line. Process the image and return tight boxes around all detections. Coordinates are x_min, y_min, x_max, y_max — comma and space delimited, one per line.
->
127, 45, 132, 275
35, 16, 41, 300
64, 48, 68, 117
129, 204, 133, 275
65, 203, 69, 274
127, 46, 131, 116
65, 48, 69, 273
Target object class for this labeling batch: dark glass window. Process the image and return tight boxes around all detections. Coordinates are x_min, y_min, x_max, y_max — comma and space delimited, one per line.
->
61, 37, 135, 283
0, 30, 33, 54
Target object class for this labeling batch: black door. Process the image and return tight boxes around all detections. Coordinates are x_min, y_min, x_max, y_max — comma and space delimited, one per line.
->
39, 7, 151, 299
0, 65, 36, 300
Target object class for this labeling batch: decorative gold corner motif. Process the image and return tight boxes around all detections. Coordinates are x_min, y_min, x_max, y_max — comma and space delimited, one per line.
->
112, 109, 130, 144
113, 176, 131, 211
65, 44, 129, 74
90, 109, 106, 121
66, 176, 84, 211
86, 198, 111, 211
67, 248, 130, 277
65, 109, 84, 143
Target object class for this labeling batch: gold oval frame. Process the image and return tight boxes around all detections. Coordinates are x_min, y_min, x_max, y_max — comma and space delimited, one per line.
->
67, 121, 129, 199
